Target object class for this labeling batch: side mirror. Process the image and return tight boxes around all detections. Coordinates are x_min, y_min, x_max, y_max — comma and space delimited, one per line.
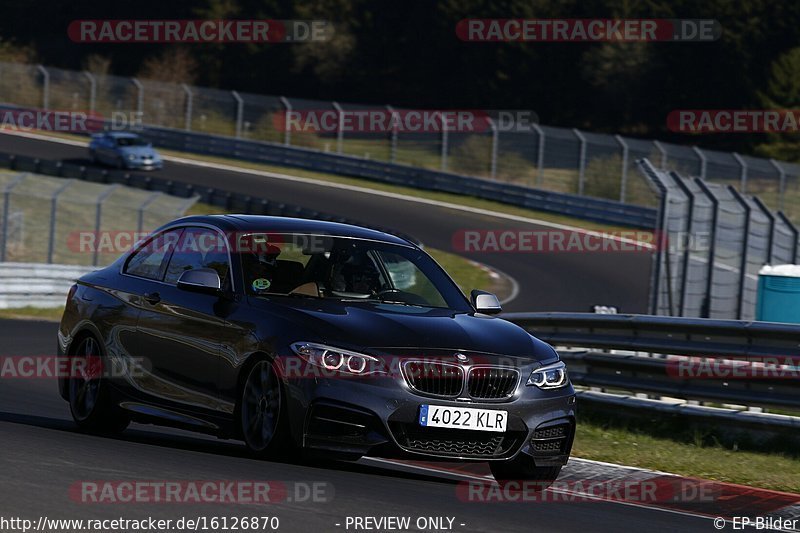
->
471, 289, 501, 315
177, 268, 221, 295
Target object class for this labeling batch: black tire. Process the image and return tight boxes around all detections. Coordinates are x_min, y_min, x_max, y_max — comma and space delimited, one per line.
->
239, 359, 291, 457
490, 455, 562, 491
88, 150, 97, 164
116, 157, 125, 169
68, 335, 129, 434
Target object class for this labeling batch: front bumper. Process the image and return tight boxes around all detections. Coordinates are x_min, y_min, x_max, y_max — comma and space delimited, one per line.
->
125, 159, 163, 170
287, 373, 576, 465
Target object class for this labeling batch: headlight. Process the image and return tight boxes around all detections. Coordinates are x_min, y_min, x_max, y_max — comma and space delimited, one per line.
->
527, 361, 569, 389
290, 342, 385, 375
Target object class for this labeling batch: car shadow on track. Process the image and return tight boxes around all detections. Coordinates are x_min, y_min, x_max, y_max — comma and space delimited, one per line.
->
0, 409, 462, 485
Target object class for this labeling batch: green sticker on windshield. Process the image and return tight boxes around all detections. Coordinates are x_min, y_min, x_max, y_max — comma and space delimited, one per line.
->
252, 278, 271, 291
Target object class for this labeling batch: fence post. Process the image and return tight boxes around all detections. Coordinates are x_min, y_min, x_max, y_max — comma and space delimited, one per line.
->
693, 146, 707, 180
131, 78, 144, 116
653, 140, 668, 169
181, 84, 193, 131
669, 173, 696, 317
0, 173, 28, 263
752, 196, 775, 264
728, 186, 751, 320
83, 71, 97, 113
279, 97, 292, 146
47, 179, 74, 264
93, 185, 120, 267
531, 123, 545, 187
137, 192, 163, 234
769, 159, 787, 212
232, 91, 244, 139
332, 102, 344, 154
732, 152, 748, 193
695, 178, 720, 318
489, 118, 498, 179
440, 112, 449, 171
37, 65, 50, 110
615, 135, 629, 202
776, 211, 799, 263
386, 105, 398, 163
573, 128, 587, 195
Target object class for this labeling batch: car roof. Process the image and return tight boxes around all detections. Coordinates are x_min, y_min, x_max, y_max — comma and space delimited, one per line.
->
104, 131, 140, 138
166, 214, 417, 247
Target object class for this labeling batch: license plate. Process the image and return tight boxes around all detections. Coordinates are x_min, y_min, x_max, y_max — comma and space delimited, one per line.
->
419, 405, 507, 432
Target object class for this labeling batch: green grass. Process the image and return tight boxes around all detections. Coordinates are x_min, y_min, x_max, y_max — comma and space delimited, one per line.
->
0, 306, 64, 321
574, 421, 800, 493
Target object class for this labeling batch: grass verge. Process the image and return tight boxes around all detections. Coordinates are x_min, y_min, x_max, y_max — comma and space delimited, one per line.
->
0, 306, 64, 321
573, 420, 800, 493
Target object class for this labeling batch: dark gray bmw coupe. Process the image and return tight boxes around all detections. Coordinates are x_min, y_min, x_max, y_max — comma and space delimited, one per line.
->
58, 215, 575, 484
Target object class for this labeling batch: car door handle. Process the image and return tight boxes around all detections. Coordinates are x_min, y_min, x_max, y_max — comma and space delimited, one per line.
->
143, 292, 161, 305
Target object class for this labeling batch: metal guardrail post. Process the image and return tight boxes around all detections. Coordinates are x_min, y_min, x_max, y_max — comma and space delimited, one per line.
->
653, 140, 668, 169
637, 159, 669, 315
728, 186, 752, 320
574, 128, 587, 195
137, 192, 163, 234
181, 84, 193, 131
668, 172, 695, 317
695, 178, 720, 318
531, 123, 545, 187
279, 97, 292, 146
752, 196, 775, 264
693, 146, 707, 180
615, 135, 629, 202
732, 152, 748, 193
93, 184, 120, 266
36, 65, 50, 110
47, 179, 74, 264
769, 159, 787, 212
332, 102, 344, 154
131, 78, 144, 116
83, 71, 97, 113
440, 112, 448, 171
386, 105, 398, 163
776, 211, 799, 263
488, 118, 498, 179
0, 173, 28, 262
232, 91, 244, 139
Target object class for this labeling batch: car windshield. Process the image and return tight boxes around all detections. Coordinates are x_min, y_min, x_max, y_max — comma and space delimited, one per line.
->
116, 136, 147, 146
238, 232, 471, 311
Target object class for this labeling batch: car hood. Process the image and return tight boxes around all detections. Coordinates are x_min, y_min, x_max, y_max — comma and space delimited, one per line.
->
250, 297, 557, 363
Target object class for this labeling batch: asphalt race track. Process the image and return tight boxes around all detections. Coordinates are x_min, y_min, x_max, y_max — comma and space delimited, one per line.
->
0, 320, 719, 533
0, 132, 652, 313
0, 133, 715, 532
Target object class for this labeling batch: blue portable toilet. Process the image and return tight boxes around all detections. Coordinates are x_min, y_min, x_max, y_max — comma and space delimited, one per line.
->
756, 265, 800, 323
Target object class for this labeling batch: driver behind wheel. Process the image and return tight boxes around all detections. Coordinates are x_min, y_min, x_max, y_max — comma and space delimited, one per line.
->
330, 251, 382, 295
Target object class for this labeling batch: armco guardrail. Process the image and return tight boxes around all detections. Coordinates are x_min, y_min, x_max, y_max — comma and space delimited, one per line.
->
504, 312, 800, 414
0, 262, 96, 308
134, 124, 659, 229
505, 312, 800, 360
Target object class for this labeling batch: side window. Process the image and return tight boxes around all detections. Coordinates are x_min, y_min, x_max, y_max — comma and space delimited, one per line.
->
124, 229, 183, 281
164, 228, 231, 286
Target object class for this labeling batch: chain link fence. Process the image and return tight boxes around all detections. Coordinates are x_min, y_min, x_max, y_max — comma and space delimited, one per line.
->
639, 159, 799, 320
1, 61, 800, 221
0, 170, 197, 266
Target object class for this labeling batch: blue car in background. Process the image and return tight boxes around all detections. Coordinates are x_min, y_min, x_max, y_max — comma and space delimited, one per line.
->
89, 131, 163, 170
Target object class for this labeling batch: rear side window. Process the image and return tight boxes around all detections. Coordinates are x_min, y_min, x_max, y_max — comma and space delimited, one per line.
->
124, 229, 183, 281
164, 228, 231, 286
